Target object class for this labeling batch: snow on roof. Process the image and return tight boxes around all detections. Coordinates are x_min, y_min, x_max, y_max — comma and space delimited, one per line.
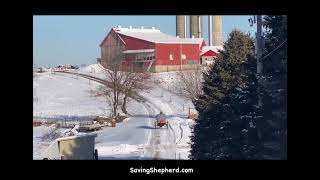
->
56, 133, 97, 141
202, 46, 223, 52
122, 49, 155, 54
200, 46, 224, 56
114, 27, 161, 33
113, 27, 203, 44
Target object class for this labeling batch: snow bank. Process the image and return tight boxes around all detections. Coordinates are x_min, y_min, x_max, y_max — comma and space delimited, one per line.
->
96, 144, 145, 155
166, 117, 194, 159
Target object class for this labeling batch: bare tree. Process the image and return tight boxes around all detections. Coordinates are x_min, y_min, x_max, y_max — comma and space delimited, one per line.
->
176, 68, 204, 100
103, 55, 126, 116
120, 67, 150, 115
94, 62, 151, 117
98, 38, 152, 116
95, 55, 150, 117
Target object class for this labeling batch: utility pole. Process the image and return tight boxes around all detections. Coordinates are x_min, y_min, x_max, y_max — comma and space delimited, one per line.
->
256, 15, 263, 108
256, 15, 264, 157
249, 15, 263, 73
250, 15, 263, 106
256, 15, 263, 75
250, 15, 264, 154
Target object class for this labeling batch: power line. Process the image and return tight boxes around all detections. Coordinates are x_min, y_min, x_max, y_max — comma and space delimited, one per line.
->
261, 39, 287, 61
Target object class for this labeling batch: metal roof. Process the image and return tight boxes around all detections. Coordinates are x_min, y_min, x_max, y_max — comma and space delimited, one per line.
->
114, 27, 204, 44
202, 46, 223, 52
200, 46, 224, 56
122, 49, 155, 54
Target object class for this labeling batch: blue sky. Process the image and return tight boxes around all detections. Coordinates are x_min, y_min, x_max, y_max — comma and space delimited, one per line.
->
33, 15, 256, 67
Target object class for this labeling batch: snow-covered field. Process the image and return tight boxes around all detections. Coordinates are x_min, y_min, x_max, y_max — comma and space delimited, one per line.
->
33, 71, 108, 118
33, 64, 196, 160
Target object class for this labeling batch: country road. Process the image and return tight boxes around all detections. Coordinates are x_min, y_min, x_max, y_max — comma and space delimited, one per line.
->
34, 66, 194, 160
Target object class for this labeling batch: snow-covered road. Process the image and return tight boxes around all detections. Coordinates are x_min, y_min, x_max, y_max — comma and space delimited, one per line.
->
95, 90, 190, 160
140, 100, 176, 159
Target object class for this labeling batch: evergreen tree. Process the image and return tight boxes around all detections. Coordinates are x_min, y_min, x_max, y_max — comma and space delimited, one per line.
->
258, 15, 287, 159
190, 16, 287, 160
190, 30, 258, 160
225, 55, 261, 159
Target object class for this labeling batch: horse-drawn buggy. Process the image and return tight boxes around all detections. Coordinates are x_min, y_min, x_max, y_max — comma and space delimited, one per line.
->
154, 112, 168, 129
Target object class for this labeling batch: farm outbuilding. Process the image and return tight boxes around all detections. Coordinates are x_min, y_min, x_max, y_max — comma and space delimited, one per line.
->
40, 134, 98, 160
200, 46, 223, 65
100, 26, 206, 72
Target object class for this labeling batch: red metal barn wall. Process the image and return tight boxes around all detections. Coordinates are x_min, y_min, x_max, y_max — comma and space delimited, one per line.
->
118, 34, 155, 68
201, 50, 217, 57
118, 34, 155, 50
100, 30, 204, 71
155, 43, 201, 65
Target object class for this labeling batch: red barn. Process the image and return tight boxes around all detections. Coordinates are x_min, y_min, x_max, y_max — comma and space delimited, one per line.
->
200, 46, 223, 65
100, 26, 205, 72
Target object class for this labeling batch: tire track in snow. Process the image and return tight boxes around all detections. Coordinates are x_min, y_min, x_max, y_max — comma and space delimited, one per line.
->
138, 101, 158, 159
168, 122, 176, 145
142, 83, 185, 147
144, 102, 162, 159
176, 121, 183, 144
140, 95, 179, 159
138, 103, 153, 159
144, 98, 177, 146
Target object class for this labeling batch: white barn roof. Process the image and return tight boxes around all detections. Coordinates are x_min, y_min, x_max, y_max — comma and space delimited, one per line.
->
113, 27, 204, 44
122, 49, 155, 54
200, 46, 224, 55
202, 46, 224, 52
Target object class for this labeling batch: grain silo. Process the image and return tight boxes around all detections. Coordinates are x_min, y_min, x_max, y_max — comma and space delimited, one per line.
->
190, 15, 203, 38
176, 15, 187, 38
210, 15, 223, 46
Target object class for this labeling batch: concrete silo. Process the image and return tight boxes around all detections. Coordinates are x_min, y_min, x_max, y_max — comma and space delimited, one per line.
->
176, 15, 187, 38
209, 15, 223, 46
190, 15, 203, 38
